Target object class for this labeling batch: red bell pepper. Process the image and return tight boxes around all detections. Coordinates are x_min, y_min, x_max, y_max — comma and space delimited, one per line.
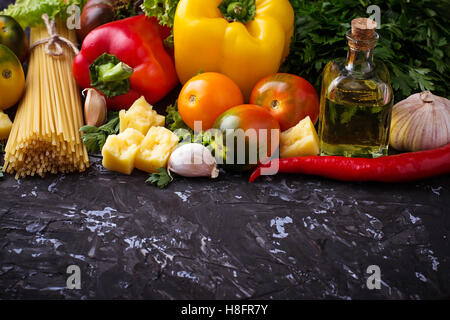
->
73, 15, 178, 110
249, 144, 450, 183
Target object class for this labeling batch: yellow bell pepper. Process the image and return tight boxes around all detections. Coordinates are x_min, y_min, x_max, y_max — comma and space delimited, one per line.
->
174, 0, 294, 100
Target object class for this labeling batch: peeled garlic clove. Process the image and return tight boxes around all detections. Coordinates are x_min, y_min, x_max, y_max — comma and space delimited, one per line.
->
84, 88, 107, 127
168, 143, 219, 178
389, 91, 450, 152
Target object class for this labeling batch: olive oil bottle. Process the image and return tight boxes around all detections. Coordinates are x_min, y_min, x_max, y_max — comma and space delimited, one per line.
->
318, 18, 393, 158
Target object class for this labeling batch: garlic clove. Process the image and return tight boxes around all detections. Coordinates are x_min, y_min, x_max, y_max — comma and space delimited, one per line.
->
84, 88, 107, 127
168, 143, 219, 179
389, 91, 450, 152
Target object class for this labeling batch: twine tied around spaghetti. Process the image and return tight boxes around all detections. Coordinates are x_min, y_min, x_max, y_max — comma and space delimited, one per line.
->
30, 14, 79, 57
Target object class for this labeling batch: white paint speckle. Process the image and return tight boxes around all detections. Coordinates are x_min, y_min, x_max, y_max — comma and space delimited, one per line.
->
270, 216, 293, 239
69, 254, 86, 261
174, 191, 191, 202
269, 248, 286, 254
415, 272, 427, 282
175, 270, 199, 283
408, 212, 421, 224
431, 186, 442, 196
35, 237, 63, 250
81, 207, 118, 236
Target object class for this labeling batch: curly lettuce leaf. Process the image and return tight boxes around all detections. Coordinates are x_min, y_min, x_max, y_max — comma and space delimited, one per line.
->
141, 0, 180, 27
1, 0, 86, 29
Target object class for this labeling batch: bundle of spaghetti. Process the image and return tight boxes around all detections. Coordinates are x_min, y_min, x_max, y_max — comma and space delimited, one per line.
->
3, 20, 89, 179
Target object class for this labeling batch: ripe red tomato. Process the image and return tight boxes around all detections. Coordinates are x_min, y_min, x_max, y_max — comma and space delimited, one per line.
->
178, 72, 244, 130
250, 73, 319, 131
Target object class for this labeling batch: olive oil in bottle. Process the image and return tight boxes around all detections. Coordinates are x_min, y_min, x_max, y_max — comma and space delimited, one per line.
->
318, 18, 393, 158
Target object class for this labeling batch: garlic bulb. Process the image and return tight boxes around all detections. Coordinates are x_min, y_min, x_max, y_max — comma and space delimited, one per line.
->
389, 91, 450, 151
168, 143, 219, 178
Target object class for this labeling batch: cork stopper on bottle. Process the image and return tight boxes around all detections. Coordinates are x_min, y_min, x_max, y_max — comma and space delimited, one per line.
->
351, 18, 377, 40
349, 18, 377, 50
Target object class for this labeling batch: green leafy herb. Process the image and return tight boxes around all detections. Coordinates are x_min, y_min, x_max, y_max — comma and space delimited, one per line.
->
284, 0, 450, 101
141, 0, 179, 27
165, 101, 191, 132
165, 102, 216, 149
146, 167, 173, 189
139, 0, 450, 101
115, 0, 142, 20
1, 0, 87, 29
79, 111, 120, 154
163, 34, 174, 49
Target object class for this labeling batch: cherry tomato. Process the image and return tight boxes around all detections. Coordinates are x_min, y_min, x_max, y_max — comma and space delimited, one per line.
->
178, 72, 244, 131
250, 73, 319, 131
212, 104, 280, 172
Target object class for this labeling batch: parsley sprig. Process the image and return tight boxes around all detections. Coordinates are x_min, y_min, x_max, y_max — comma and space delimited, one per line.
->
284, 0, 449, 101
79, 111, 120, 154
146, 168, 173, 189
165, 101, 191, 133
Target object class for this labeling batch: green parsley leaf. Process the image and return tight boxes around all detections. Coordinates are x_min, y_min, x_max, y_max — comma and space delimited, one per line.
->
146, 168, 173, 189
164, 102, 216, 150
80, 112, 120, 154
284, 0, 450, 101
165, 101, 191, 133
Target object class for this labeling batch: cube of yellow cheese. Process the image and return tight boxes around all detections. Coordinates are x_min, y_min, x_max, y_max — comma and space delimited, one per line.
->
280, 116, 320, 158
135, 126, 179, 173
119, 96, 165, 135
102, 128, 144, 175
0, 111, 12, 140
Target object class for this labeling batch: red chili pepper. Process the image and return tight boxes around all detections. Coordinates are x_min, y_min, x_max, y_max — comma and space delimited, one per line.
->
249, 144, 450, 183
73, 15, 178, 110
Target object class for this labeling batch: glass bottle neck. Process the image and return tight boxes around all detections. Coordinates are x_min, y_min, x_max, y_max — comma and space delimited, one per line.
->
345, 43, 375, 73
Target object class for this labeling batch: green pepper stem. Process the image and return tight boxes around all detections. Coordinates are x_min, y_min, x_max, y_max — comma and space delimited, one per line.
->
227, 2, 247, 19
89, 53, 133, 98
219, 0, 256, 23
98, 61, 133, 83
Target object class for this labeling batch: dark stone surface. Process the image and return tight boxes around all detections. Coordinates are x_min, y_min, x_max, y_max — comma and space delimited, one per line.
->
1, 0, 450, 300
1, 154, 449, 299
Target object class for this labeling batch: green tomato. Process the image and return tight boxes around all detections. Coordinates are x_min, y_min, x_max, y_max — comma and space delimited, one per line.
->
0, 15, 28, 63
212, 104, 280, 172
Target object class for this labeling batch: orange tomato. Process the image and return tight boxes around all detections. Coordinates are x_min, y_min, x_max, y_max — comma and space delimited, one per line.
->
250, 73, 319, 131
178, 72, 244, 130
